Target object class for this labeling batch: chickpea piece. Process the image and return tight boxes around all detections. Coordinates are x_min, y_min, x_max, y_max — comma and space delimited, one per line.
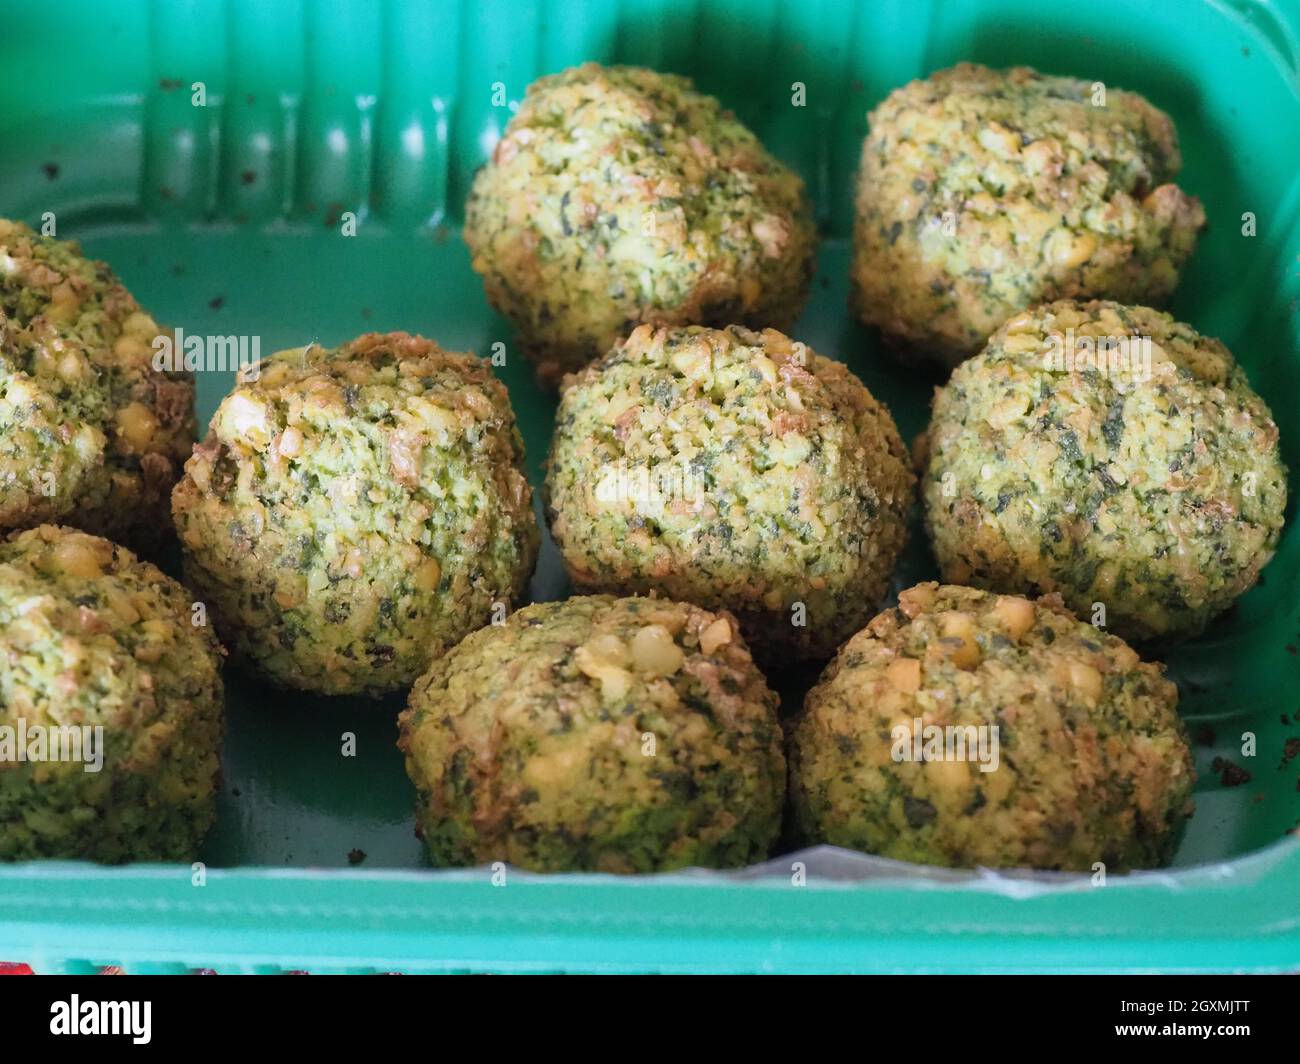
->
1068, 660, 1103, 704
886, 656, 922, 692
938, 611, 981, 670
113, 334, 153, 365
993, 595, 1036, 641
412, 558, 442, 591
898, 583, 936, 618
115, 402, 159, 454
630, 624, 684, 676
50, 535, 109, 580
698, 616, 732, 656
123, 311, 160, 338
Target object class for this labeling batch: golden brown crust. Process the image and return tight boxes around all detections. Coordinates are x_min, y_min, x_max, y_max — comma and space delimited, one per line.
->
789, 581, 1195, 870
399, 594, 785, 872
172, 332, 539, 697
546, 324, 915, 661
850, 64, 1205, 367
0, 219, 195, 555
465, 64, 817, 382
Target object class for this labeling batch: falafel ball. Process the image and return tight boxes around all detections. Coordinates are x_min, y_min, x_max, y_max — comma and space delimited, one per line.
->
850, 64, 1206, 367
399, 594, 785, 873
922, 300, 1286, 641
464, 63, 817, 386
546, 324, 915, 662
789, 582, 1195, 871
172, 332, 539, 697
0, 525, 224, 862
0, 219, 196, 554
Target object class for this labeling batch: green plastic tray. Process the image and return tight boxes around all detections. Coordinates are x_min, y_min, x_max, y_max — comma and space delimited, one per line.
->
1, 0, 1298, 973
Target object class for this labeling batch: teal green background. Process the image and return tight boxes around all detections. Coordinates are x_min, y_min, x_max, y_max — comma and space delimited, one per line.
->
0, 0, 1297, 971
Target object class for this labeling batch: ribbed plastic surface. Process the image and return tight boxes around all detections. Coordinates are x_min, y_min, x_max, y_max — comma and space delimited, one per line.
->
0, 0, 1297, 972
